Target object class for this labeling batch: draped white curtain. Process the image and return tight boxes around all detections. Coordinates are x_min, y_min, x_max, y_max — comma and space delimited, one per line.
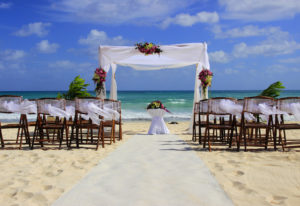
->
98, 42, 210, 131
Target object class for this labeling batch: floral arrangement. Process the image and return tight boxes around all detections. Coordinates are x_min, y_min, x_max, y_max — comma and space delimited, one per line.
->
147, 100, 170, 113
135, 42, 162, 55
199, 68, 213, 98
199, 68, 213, 90
92, 67, 107, 90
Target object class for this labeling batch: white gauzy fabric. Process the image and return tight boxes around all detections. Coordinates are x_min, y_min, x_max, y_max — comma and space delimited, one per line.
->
147, 109, 170, 135
219, 100, 243, 116
99, 43, 209, 71
2, 100, 37, 114
66, 106, 75, 118
109, 63, 118, 100
103, 102, 120, 120
43, 104, 71, 119
80, 102, 114, 125
99, 43, 210, 133
282, 103, 300, 121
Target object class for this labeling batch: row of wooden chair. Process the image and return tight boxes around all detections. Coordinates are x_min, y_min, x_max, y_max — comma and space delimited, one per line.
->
192, 96, 300, 151
0, 95, 122, 150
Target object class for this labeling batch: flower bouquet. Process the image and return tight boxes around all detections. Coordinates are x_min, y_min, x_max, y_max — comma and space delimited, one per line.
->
147, 100, 170, 113
198, 68, 213, 97
135, 42, 162, 55
92, 67, 107, 98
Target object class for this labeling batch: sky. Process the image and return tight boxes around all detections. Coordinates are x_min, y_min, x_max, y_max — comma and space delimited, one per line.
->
0, 0, 300, 91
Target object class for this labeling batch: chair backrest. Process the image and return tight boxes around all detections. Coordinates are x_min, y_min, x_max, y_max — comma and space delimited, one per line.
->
243, 96, 274, 114
208, 97, 237, 115
277, 97, 300, 115
194, 102, 199, 114
75, 97, 103, 114
199, 99, 209, 114
0, 95, 23, 113
37, 98, 66, 115
66, 100, 75, 107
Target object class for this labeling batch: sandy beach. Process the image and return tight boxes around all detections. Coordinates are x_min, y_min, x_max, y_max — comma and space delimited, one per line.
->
0, 121, 300, 206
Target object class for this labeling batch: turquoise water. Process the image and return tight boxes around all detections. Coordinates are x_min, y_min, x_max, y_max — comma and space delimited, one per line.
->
1, 90, 300, 122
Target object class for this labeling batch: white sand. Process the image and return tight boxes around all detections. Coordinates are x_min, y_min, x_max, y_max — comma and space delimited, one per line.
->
0, 121, 300, 206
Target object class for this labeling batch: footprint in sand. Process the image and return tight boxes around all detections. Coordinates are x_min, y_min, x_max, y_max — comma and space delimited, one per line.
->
235, 170, 245, 176
214, 163, 223, 171
32, 193, 47, 203
44, 185, 53, 191
268, 195, 288, 204
232, 181, 246, 190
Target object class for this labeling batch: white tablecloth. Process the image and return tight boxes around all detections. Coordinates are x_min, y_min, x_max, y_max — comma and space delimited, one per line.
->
147, 109, 170, 135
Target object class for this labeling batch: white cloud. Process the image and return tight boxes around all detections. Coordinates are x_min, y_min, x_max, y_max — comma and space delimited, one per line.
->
279, 57, 300, 64
233, 41, 300, 58
36, 40, 59, 53
161, 11, 219, 28
49, 0, 196, 25
14, 22, 51, 37
209, 50, 230, 63
0, 2, 12, 9
224, 68, 239, 74
0, 49, 26, 70
48, 60, 93, 71
266, 64, 300, 73
79, 29, 129, 46
0, 49, 26, 61
214, 25, 289, 39
219, 0, 300, 21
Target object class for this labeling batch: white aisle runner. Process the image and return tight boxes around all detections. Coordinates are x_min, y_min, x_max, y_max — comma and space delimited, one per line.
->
52, 135, 234, 206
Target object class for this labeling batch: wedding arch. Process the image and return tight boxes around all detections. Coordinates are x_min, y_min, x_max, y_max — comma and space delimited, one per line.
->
98, 42, 211, 123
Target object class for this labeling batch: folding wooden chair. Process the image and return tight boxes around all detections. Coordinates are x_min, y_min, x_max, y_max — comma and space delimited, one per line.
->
31, 98, 68, 149
0, 95, 30, 149
275, 97, 300, 151
203, 97, 237, 151
70, 97, 104, 150
239, 96, 275, 151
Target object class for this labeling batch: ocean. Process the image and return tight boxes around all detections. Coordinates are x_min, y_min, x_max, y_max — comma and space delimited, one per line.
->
1, 90, 300, 122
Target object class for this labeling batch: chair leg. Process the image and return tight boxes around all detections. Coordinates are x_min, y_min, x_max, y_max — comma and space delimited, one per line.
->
0, 123, 4, 148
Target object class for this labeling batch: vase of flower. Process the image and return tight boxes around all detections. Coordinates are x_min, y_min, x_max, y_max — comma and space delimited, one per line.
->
95, 82, 106, 99
93, 67, 107, 99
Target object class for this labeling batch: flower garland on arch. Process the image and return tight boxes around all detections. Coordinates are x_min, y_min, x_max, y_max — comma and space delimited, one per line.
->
92, 67, 107, 91
199, 68, 213, 97
135, 42, 163, 55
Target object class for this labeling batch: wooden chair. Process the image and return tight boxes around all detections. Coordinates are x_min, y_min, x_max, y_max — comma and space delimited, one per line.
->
103, 99, 117, 144
192, 100, 209, 144
275, 97, 300, 151
239, 96, 275, 151
31, 98, 68, 149
70, 97, 104, 150
114, 100, 122, 141
203, 97, 237, 151
0, 95, 30, 149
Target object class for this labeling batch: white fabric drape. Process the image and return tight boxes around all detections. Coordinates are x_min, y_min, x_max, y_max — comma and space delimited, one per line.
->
98, 42, 210, 132
147, 109, 170, 135
110, 63, 118, 100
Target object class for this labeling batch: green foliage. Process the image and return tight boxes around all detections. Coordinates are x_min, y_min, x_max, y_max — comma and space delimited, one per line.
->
57, 76, 91, 100
260, 81, 285, 98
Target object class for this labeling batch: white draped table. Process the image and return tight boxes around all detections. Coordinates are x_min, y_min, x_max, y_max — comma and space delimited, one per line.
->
147, 109, 170, 135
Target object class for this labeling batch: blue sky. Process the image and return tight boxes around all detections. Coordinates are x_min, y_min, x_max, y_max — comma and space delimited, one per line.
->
0, 0, 300, 91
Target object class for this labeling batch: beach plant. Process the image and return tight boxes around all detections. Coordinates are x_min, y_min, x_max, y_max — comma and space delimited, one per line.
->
260, 81, 285, 98
135, 42, 162, 55
57, 75, 91, 100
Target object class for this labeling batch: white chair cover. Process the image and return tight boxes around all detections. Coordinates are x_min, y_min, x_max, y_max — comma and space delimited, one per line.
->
147, 109, 169, 135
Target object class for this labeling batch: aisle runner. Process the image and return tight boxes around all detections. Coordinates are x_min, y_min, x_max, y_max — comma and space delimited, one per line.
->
52, 135, 234, 206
